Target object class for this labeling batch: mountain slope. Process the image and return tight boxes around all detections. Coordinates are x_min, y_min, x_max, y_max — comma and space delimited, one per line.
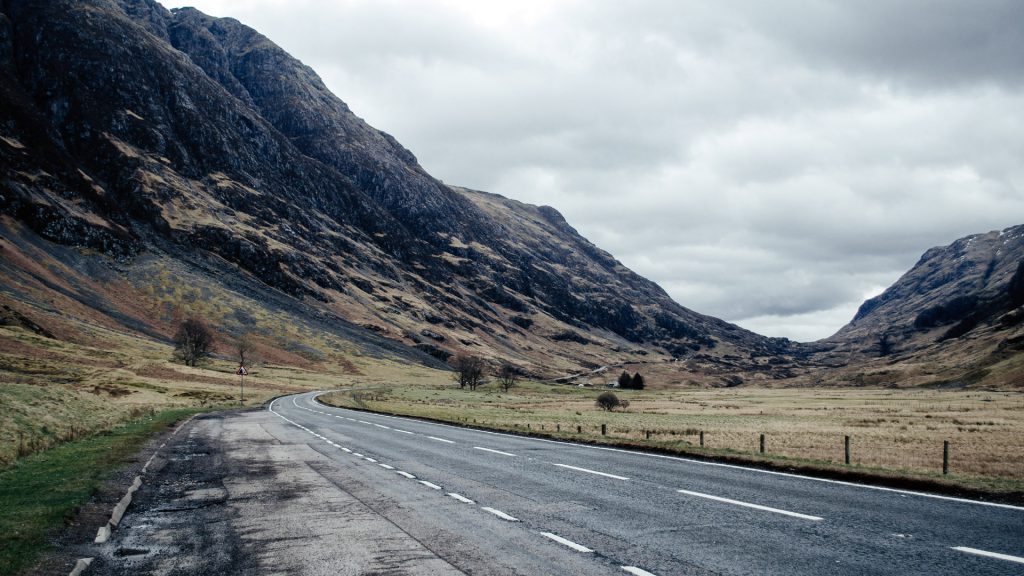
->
0, 0, 790, 376
813, 225, 1024, 387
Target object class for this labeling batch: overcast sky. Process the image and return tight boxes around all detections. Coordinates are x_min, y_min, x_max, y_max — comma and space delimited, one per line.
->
166, 0, 1024, 341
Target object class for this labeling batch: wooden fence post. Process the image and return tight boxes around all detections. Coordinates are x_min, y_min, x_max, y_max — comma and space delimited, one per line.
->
577, 425, 582, 433
699, 430, 704, 447
759, 433, 765, 454
943, 440, 949, 475
601, 424, 606, 436
844, 435, 851, 465
645, 430, 650, 440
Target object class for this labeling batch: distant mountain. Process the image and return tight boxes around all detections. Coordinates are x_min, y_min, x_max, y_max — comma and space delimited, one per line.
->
0, 0, 791, 376
815, 225, 1024, 387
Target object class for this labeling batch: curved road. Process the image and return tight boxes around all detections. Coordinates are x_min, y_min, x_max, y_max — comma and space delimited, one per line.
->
266, 391, 1024, 576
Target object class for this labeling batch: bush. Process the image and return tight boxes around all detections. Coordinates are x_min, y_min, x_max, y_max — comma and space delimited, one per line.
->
595, 391, 620, 411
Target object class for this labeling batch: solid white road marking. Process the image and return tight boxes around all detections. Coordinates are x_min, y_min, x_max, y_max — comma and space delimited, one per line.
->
419, 481, 442, 490
952, 546, 1024, 564
378, 464, 395, 470
540, 532, 593, 552
677, 489, 823, 521
481, 507, 519, 521
553, 463, 629, 480
474, 446, 516, 457
448, 493, 475, 504
396, 471, 417, 479
621, 567, 659, 576
428, 436, 455, 444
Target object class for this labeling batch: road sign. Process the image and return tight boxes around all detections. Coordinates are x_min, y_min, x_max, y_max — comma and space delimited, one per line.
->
236, 366, 248, 376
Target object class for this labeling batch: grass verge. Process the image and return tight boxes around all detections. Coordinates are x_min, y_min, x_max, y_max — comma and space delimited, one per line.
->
0, 407, 212, 575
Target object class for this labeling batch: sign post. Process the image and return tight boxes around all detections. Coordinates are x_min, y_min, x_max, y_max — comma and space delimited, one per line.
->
236, 365, 248, 405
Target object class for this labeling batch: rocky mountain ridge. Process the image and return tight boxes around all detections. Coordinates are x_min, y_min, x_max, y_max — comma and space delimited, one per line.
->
0, 0, 792, 378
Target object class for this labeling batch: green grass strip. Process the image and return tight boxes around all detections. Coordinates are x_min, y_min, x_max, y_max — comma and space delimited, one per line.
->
0, 407, 208, 575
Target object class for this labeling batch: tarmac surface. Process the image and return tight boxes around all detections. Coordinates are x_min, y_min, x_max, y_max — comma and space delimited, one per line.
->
75, 392, 1024, 575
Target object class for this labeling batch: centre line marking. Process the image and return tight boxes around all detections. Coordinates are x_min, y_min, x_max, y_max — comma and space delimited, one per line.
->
396, 471, 416, 479
364, 458, 378, 463
448, 493, 475, 504
553, 463, 629, 480
419, 481, 442, 490
394, 429, 415, 434
474, 446, 516, 457
340, 447, 351, 453
621, 567, 659, 576
481, 507, 519, 521
378, 464, 394, 470
357, 420, 372, 425
677, 489, 823, 521
374, 424, 391, 429
352, 453, 364, 458
540, 532, 592, 553
953, 546, 1024, 565
428, 436, 455, 444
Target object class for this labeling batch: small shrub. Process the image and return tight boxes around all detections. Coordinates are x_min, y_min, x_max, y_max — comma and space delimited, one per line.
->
596, 391, 620, 411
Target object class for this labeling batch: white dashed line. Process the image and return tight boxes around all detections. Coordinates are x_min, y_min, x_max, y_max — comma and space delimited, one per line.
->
621, 566, 659, 576
540, 532, 593, 552
481, 507, 519, 521
340, 447, 351, 453
448, 493, 475, 504
553, 463, 628, 480
378, 464, 395, 470
394, 429, 415, 435
352, 453, 364, 458
419, 481, 442, 490
952, 546, 1024, 565
474, 446, 516, 457
677, 489, 823, 521
364, 458, 378, 463
357, 420, 372, 425
428, 436, 455, 444
396, 471, 416, 479
374, 424, 391, 429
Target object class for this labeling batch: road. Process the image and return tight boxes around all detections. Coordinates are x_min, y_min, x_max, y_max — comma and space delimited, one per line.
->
273, 392, 1024, 575
90, 391, 1024, 575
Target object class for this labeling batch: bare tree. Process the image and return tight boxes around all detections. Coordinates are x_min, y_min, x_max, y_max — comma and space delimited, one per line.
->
452, 354, 485, 391
174, 317, 215, 367
497, 363, 518, 392
236, 332, 255, 369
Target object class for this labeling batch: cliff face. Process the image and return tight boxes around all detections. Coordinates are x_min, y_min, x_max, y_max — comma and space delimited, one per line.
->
0, 0, 789, 375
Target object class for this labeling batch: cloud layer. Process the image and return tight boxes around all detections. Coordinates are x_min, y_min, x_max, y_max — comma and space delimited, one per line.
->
166, 0, 1024, 341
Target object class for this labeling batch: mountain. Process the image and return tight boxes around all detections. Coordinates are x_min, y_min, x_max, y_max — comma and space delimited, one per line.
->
813, 225, 1024, 387
0, 0, 794, 377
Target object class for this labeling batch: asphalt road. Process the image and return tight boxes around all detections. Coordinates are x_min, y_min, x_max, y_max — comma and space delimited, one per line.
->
265, 391, 1024, 576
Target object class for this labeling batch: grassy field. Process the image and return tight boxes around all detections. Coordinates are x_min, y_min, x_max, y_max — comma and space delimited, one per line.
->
320, 377, 1024, 495
0, 408, 207, 575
